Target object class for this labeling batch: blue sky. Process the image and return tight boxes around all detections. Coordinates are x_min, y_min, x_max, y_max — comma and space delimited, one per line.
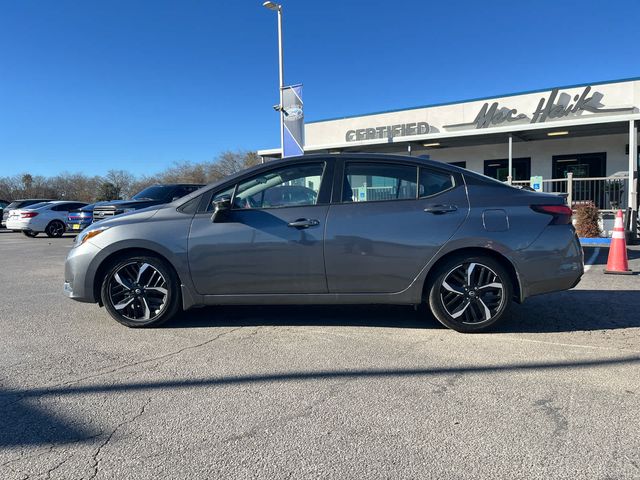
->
1, 0, 639, 177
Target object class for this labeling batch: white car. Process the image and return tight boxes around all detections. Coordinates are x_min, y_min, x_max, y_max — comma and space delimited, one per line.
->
6, 201, 88, 238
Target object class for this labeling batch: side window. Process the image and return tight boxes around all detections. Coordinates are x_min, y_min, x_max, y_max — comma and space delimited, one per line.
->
52, 204, 69, 212
343, 163, 417, 203
232, 163, 324, 209
419, 168, 455, 197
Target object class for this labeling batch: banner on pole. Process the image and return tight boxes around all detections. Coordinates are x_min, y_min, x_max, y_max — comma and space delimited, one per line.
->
282, 84, 304, 157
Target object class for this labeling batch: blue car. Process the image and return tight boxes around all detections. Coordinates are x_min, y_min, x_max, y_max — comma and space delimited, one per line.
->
66, 204, 96, 232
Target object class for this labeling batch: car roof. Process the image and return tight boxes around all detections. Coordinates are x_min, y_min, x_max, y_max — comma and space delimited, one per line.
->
144, 183, 205, 187
174, 153, 498, 207
12, 198, 55, 202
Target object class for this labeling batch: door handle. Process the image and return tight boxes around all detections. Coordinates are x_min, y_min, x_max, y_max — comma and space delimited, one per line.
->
288, 218, 320, 229
424, 204, 458, 214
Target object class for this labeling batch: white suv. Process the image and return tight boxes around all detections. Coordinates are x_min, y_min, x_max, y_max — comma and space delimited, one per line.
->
6, 201, 88, 238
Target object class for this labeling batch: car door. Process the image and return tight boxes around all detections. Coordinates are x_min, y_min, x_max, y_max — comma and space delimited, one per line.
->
188, 160, 332, 295
324, 159, 469, 293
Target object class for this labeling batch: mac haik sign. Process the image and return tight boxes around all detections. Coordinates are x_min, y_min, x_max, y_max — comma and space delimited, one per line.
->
445, 86, 635, 130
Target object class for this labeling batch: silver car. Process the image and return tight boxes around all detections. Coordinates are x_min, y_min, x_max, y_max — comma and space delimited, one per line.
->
64, 154, 583, 332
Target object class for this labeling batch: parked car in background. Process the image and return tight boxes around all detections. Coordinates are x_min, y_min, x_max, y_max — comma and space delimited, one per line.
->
92, 184, 204, 223
2, 199, 55, 229
0, 200, 9, 228
64, 154, 583, 333
7, 201, 88, 237
67, 203, 101, 232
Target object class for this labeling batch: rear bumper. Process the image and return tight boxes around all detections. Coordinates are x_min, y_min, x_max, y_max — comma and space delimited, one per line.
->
515, 226, 584, 301
5, 219, 29, 230
66, 221, 91, 232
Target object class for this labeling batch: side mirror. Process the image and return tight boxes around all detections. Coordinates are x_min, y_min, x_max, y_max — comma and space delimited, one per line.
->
211, 195, 231, 223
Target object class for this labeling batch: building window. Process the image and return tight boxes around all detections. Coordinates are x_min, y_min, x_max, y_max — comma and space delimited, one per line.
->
483, 158, 531, 182
448, 161, 467, 169
552, 153, 606, 179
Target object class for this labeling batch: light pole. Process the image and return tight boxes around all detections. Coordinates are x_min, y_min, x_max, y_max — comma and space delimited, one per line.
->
262, 1, 285, 158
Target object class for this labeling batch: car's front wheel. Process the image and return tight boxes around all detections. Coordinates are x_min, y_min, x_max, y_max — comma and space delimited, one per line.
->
45, 220, 65, 238
428, 255, 512, 333
101, 255, 182, 328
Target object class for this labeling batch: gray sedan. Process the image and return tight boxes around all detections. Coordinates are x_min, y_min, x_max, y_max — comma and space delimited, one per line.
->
64, 154, 583, 332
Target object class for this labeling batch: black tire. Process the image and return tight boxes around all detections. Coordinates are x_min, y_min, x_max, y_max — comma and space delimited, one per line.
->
22, 230, 38, 238
101, 255, 181, 328
427, 255, 512, 333
45, 220, 65, 238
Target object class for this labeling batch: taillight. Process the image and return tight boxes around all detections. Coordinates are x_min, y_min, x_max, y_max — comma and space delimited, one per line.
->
21, 212, 39, 218
530, 205, 572, 225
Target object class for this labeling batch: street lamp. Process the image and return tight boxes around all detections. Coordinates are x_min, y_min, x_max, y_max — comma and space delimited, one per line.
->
262, 1, 285, 158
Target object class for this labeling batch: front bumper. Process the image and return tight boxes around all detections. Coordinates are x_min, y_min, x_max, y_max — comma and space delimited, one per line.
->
63, 241, 102, 303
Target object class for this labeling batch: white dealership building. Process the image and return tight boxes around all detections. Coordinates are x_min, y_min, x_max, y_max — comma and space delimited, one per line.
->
259, 77, 640, 235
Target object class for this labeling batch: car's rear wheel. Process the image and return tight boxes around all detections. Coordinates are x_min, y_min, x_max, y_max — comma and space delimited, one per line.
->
45, 220, 65, 238
101, 255, 181, 328
428, 255, 512, 333
22, 230, 38, 238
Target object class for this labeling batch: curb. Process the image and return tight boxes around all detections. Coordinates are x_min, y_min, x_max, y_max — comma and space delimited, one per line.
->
579, 237, 611, 246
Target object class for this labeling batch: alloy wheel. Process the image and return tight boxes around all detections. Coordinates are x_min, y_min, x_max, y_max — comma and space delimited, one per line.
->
47, 221, 65, 237
439, 262, 504, 324
107, 262, 169, 322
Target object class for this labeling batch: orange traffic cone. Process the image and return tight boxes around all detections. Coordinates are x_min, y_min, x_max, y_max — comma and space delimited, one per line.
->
604, 210, 632, 275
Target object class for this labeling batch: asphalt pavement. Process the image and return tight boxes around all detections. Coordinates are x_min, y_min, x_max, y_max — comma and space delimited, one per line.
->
0, 229, 639, 479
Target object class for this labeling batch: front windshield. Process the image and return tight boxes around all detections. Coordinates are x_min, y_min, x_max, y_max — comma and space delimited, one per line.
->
132, 186, 171, 201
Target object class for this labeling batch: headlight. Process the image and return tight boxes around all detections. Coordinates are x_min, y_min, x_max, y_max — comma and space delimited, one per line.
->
122, 208, 136, 214
76, 226, 110, 246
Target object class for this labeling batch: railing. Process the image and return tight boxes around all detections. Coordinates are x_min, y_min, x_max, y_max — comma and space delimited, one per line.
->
351, 185, 417, 202
511, 174, 629, 212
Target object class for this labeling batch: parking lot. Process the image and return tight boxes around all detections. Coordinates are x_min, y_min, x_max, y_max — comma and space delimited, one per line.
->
0, 229, 638, 479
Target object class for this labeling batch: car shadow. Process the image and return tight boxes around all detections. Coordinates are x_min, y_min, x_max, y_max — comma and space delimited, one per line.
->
164, 289, 640, 334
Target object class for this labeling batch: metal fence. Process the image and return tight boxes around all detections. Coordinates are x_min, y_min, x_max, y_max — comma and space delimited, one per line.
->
512, 173, 629, 212
352, 186, 395, 202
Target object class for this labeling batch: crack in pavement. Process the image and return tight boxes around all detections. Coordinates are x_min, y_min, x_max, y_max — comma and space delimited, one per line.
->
0, 327, 246, 408
44, 453, 73, 479
220, 380, 348, 445
88, 397, 152, 480
534, 398, 569, 436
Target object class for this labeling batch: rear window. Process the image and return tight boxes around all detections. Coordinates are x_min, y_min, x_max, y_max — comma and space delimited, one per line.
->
25, 202, 52, 210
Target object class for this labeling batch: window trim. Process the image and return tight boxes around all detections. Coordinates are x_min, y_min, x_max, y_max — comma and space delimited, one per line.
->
230, 162, 326, 211
336, 160, 457, 205
339, 161, 419, 204
196, 160, 329, 214
418, 167, 457, 199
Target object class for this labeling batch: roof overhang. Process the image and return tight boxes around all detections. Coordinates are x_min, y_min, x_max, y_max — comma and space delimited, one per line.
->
259, 113, 640, 157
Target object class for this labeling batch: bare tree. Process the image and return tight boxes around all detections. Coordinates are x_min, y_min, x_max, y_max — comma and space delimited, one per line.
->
0, 151, 258, 201
104, 170, 134, 199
